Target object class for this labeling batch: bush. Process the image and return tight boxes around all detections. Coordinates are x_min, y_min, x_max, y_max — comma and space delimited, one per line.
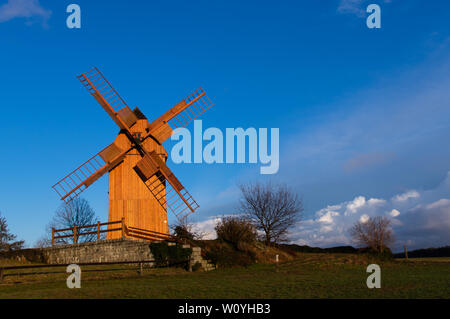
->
173, 225, 195, 241
204, 241, 255, 268
215, 216, 257, 249
149, 242, 192, 268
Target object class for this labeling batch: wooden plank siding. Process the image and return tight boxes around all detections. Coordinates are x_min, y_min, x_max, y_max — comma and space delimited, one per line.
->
107, 119, 169, 239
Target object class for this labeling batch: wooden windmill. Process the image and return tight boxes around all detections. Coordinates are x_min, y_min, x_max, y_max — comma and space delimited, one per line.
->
52, 67, 213, 240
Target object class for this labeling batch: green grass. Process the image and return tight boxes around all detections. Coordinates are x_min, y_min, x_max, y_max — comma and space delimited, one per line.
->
0, 254, 449, 298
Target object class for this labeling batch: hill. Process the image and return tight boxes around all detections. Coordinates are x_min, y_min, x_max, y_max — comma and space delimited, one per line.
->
394, 246, 450, 258
277, 244, 358, 254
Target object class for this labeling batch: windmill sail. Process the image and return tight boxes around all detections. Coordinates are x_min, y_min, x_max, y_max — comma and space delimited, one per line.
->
77, 67, 138, 132
52, 143, 128, 203
147, 88, 214, 143
134, 152, 199, 221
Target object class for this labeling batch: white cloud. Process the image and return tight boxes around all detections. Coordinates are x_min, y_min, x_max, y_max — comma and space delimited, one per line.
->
320, 225, 333, 233
0, 0, 51, 25
337, 0, 366, 17
345, 196, 366, 214
426, 198, 450, 210
191, 216, 222, 240
392, 190, 420, 203
317, 210, 339, 224
389, 209, 400, 217
288, 171, 450, 251
359, 214, 369, 223
337, 0, 391, 18
368, 198, 386, 206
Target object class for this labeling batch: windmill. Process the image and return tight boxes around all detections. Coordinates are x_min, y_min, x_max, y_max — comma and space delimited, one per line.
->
52, 67, 213, 240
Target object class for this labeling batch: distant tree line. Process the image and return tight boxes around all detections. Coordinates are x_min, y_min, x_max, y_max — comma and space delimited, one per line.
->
394, 246, 450, 258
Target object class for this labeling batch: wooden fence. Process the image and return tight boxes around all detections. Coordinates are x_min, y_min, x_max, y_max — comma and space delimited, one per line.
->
0, 259, 190, 283
51, 218, 175, 245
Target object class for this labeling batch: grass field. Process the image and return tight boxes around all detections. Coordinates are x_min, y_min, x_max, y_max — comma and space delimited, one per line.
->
0, 254, 449, 298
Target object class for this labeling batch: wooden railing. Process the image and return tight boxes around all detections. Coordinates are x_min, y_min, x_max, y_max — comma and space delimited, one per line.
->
0, 258, 191, 283
127, 225, 174, 241
51, 218, 174, 245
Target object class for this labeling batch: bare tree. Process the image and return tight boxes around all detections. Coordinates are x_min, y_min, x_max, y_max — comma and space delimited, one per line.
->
0, 212, 24, 251
349, 216, 394, 253
39, 198, 100, 245
239, 182, 303, 245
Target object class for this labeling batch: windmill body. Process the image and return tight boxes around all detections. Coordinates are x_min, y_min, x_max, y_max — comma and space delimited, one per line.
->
107, 117, 169, 239
52, 67, 214, 240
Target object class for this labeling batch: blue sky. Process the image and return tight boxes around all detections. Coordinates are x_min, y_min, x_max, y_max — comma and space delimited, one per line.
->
0, 0, 449, 252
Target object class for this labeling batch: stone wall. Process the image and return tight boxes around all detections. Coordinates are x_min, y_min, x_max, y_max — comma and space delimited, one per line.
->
0, 239, 216, 271
43, 239, 154, 264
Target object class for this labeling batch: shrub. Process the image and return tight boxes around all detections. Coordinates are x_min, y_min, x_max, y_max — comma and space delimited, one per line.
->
173, 225, 195, 241
204, 241, 255, 268
215, 216, 257, 249
149, 242, 192, 268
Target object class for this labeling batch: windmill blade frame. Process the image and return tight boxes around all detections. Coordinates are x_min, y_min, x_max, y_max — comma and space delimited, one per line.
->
77, 67, 138, 134
52, 142, 129, 203
134, 151, 199, 221
146, 87, 214, 144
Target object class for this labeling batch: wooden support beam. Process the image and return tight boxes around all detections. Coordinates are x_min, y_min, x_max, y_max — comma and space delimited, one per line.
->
73, 225, 77, 244
121, 217, 126, 239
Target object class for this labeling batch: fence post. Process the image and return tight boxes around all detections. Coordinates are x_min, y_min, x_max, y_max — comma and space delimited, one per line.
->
97, 221, 100, 241
121, 218, 125, 239
0, 268, 3, 282
404, 245, 408, 259
73, 225, 77, 244
51, 228, 55, 246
